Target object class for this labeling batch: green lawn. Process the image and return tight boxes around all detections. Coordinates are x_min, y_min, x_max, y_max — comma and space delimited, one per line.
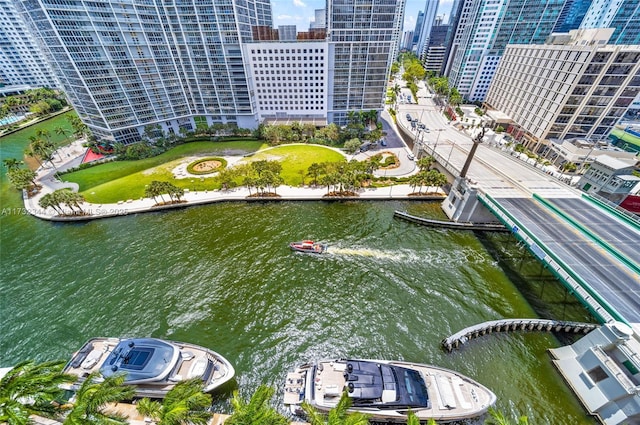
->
66, 142, 345, 203
0, 111, 78, 149
65, 140, 263, 189
246, 144, 345, 186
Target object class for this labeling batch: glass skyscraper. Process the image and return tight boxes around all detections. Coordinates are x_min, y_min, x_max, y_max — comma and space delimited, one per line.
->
327, 0, 404, 124
448, 0, 583, 101
0, 0, 58, 88
15, 0, 403, 142
15, 0, 272, 144
581, 0, 640, 44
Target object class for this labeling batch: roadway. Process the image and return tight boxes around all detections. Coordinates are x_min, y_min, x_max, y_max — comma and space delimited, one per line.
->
392, 76, 640, 326
497, 197, 640, 323
544, 198, 640, 266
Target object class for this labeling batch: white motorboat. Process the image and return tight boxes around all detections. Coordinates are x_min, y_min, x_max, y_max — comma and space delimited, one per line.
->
63, 337, 234, 399
284, 358, 496, 423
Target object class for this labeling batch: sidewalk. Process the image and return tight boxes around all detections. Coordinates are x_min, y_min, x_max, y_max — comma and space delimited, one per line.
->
24, 142, 445, 222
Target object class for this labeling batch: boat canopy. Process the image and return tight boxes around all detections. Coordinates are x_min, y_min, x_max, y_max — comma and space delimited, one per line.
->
100, 338, 178, 383
343, 360, 429, 408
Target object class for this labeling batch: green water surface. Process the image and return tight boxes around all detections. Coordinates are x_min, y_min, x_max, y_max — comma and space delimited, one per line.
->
1, 126, 595, 424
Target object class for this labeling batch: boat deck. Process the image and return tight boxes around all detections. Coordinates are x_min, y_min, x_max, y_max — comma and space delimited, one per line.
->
288, 360, 495, 422
64, 338, 231, 396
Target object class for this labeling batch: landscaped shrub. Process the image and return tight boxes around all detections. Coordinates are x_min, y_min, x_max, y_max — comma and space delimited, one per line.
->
382, 156, 396, 167
186, 157, 228, 175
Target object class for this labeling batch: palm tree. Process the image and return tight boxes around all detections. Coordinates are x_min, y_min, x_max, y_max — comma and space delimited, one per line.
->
36, 129, 51, 142
7, 168, 38, 192
408, 173, 422, 194
301, 390, 370, 425
417, 155, 435, 172
392, 83, 401, 109
484, 407, 529, 425
136, 378, 212, 425
406, 411, 437, 425
63, 372, 135, 425
163, 182, 184, 203
146, 181, 168, 204
55, 126, 69, 140
2, 158, 23, 172
67, 115, 87, 138
0, 359, 75, 425
25, 137, 44, 168
39, 192, 64, 215
224, 385, 288, 425
55, 189, 85, 214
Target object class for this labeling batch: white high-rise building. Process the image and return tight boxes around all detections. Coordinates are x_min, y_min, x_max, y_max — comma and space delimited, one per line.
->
0, 0, 58, 88
15, 0, 272, 144
15, 0, 403, 143
244, 42, 328, 124
485, 29, 640, 152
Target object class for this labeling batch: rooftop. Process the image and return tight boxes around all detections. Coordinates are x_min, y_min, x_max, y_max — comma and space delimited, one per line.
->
595, 154, 637, 170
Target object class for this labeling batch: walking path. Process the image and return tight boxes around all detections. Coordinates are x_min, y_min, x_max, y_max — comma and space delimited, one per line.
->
24, 140, 445, 222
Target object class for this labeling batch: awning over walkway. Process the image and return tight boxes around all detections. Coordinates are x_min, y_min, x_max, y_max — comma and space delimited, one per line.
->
485, 110, 513, 124
262, 117, 327, 126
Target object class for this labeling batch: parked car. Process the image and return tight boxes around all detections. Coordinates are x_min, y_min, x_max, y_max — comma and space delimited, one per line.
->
359, 141, 373, 152
380, 139, 387, 146
406, 113, 412, 121
418, 123, 426, 130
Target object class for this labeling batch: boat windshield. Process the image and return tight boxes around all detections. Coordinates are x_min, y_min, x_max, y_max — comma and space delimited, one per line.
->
100, 338, 176, 382
398, 368, 429, 407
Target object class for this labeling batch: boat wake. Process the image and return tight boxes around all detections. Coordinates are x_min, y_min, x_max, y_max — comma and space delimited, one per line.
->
326, 246, 493, 266
326, 247, 396, 259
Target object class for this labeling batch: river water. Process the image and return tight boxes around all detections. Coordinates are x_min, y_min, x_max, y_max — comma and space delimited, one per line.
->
0, 135, 595, 424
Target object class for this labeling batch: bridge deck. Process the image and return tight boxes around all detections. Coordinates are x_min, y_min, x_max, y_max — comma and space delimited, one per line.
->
496, 197, 640, 323
544, 197, 640, 266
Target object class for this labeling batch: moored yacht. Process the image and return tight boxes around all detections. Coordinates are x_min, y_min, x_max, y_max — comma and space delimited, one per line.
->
63, 337, 234, 399
284, 359, 496, 423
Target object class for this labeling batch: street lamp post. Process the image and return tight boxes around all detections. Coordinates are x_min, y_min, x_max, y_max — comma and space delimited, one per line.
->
413, 128, 423, 155
431, 128, 445, 156
460, 126, 486, 178
445, 139, 455, 168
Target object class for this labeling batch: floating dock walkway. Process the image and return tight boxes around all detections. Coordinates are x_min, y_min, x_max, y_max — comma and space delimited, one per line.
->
442, 319, 598, 352
393, 210, 508, 232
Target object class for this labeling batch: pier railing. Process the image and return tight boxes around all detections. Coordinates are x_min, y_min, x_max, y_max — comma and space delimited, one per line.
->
442, 319, 598, 352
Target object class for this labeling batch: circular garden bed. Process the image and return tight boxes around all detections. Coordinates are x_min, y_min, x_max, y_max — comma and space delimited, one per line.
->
186, 157, 228, 175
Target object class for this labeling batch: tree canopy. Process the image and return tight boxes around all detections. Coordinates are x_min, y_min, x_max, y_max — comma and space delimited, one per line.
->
0, 360, 75, 425
136, 378, 212, 425
224, 385, 288, 425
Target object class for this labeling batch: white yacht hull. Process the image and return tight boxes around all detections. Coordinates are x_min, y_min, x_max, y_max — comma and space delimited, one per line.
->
285, 359, 496, 423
